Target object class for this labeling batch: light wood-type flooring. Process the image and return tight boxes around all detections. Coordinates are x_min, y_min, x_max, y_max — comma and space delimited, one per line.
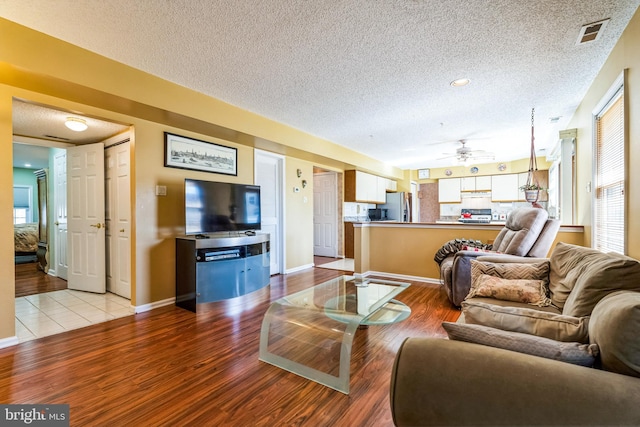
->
0, 266, 459, 426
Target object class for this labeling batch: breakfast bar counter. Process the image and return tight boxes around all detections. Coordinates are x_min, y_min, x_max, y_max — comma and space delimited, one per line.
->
350, 221, 584, 282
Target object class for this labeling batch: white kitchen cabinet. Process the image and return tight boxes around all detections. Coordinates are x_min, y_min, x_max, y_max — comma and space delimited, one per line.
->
345, 170, 386, 203
438, 178, 461, 203
517, 172, 529, 201
491, 174, 519, 201
385, 178, 398, 192
461, 177, 476, 191
475, 175, 492, 190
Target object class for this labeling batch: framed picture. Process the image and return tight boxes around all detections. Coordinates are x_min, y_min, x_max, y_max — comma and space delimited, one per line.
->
164, 132, 237, 176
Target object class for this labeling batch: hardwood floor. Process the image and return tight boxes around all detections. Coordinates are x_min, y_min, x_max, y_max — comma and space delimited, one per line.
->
15, 262, 67, 297
0, 267, 459, 426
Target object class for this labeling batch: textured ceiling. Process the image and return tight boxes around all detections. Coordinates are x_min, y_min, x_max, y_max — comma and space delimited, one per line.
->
3, 0, 639, 169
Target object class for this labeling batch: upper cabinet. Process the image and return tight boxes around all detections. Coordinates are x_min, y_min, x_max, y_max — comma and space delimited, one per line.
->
438, 178, 461, 203
345, 170, 393, 203
491, 174, 519, 201
461, 176, 491, 192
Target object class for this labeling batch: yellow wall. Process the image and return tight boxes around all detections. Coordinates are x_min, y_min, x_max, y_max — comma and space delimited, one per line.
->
566, 8, 640, 258
0, 87, 15, 341
357, 224, 584, 280
285, 158, 315, 270
414, 157, 552, 182
0, 17, 404, 341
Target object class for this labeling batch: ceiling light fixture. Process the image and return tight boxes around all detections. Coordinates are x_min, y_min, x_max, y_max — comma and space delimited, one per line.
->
65, 117, 88, 132
450, 78, 470, 87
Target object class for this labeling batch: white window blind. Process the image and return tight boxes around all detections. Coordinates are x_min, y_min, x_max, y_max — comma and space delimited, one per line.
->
594, 89, 625, 254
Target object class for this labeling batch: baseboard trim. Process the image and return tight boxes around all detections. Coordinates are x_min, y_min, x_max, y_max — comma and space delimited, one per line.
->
134, 297, 175, 314
286, 263, 314, 274
0, 336, 19, 349
357, 270, 441, 285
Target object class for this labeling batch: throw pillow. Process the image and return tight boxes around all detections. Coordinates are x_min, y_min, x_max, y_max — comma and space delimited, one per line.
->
442, 321, 598, 367
468, 260, 551, 306
589, 291, 640, 377
467, 274, 551, 307
461, 299, 589, 343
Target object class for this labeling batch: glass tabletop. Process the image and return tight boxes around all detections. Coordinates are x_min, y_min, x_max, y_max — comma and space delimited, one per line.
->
259, 275, 410, 393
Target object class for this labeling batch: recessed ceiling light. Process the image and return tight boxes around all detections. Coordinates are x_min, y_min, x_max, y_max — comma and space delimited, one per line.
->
450, 78, 470, 87
65, 117, 88, 132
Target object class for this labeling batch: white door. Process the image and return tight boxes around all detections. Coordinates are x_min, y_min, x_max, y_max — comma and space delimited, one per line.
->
313, 172, 338, 257
53, 151, 68, 280
105, 140, 131, 298
67, 142, 106, 293
254, 150, 284, 275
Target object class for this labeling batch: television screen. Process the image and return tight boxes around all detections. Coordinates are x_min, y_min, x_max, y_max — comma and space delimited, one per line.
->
185, 179, 261, 235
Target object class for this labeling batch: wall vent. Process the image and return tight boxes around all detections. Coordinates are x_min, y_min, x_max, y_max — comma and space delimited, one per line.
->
576, 19, 610, 45
43, 134, 71, 141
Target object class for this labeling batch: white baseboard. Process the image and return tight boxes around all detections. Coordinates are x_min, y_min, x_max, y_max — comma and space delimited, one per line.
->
133, 297, 175, 314
286, 263, 314, 274
0, 336, 19, 349
359, 270, 441, 285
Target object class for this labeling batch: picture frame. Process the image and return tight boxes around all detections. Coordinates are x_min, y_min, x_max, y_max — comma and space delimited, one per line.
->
164, 132, 237, 176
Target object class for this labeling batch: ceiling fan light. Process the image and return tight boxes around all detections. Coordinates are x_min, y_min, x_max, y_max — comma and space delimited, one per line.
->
65, 117, 88, 132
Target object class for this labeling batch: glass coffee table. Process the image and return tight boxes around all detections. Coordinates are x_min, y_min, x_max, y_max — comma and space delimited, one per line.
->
259, 275, 410, 394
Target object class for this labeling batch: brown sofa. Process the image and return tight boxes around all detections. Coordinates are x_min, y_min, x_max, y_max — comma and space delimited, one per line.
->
390, 243, 640, 426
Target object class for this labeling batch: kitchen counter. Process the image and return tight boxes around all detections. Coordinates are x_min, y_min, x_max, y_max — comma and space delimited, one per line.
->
348, 221, 585, 281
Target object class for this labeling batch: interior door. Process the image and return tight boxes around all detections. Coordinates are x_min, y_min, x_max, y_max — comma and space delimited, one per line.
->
53, 151, 68, 280
254, 150, 283, 275
105, 140, 131, 299
313, 172, 338, 257
67, 142, 106, 293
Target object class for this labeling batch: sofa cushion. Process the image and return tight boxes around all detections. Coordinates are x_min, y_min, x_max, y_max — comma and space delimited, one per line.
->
491, 208, 548, 256
549, 242, 640, 316
589, 291, 640, 377
462, 299, 589, 343
468, 275, 551, 306
468, 260, 551, 306
442, 322, 598, 367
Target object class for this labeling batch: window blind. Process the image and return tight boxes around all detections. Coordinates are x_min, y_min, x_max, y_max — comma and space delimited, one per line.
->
13, 186, 31, 208
594, 91, 625, 254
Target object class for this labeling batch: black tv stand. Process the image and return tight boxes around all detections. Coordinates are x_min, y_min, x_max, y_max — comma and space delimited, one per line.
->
175, 234, 270, 312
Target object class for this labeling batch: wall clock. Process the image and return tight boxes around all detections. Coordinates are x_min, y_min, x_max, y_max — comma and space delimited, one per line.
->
445, 169, 453, 176
470, 166, 479, 174
498, 163, 507, 171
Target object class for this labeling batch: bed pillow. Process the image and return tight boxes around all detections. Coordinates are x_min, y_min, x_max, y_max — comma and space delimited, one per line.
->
461, 299, 589, 343
442, 321, 598, 367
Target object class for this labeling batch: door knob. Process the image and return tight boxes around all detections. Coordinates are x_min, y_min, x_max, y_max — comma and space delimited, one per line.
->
120, 229, 125, 233
54, 221, 60, 226
90, 223, 104, 229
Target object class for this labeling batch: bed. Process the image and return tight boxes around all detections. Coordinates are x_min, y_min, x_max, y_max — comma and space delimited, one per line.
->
14, 222, 39, 264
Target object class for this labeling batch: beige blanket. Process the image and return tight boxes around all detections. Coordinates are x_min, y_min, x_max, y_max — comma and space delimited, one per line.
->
14, 222, 39, 253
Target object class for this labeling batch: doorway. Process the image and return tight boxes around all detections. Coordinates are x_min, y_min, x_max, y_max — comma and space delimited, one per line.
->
11, 99, 133, 341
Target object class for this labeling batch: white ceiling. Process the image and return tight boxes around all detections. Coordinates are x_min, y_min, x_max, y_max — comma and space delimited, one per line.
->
3, 1, 639, 169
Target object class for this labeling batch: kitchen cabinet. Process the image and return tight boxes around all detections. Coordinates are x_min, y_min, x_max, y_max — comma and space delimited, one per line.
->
460, 176, 491, 192
491, 174, 519, 201
438, 178, 461, 203
345, 170, 386, 203
476, 175, 492, 190
385, 179, 398, 192
344, 222, 354, 258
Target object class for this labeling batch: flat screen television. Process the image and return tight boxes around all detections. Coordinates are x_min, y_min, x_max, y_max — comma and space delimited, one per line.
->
185, 178, 261, 235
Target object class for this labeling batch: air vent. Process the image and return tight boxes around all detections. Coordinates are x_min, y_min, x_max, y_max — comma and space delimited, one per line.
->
43, 134, 71, 141
576, 19, 609, 45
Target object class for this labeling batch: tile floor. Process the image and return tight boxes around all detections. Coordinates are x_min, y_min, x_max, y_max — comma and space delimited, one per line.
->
15, 290, 134, 343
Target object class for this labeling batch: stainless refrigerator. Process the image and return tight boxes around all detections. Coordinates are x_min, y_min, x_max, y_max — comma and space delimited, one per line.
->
379, 192, 408, 222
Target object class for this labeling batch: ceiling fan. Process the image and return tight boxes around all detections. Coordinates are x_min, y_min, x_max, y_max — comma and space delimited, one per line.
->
438, 140, 495, 166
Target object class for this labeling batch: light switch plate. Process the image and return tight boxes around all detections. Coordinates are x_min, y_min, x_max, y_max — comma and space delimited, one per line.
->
156, 185, 167, 196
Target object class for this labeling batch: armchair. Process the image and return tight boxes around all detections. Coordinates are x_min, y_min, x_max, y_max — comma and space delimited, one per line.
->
438, 208, 560, 307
